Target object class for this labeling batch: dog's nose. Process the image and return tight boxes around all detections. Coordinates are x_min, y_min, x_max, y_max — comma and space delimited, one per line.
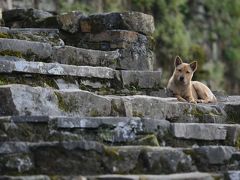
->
180, 76, 184, 81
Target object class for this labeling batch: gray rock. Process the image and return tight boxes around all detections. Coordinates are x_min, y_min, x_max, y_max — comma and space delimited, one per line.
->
57, 11, 84, 33
50, 116, 141, 129
143, 147, 195, 173
0, 142, 29, 154
75, 30, 153, 51
1, 116, 50, 123
55, 79, 79, 90
0, 85, 112, 117
6, 28, 64, 46
6, 155, 33, 173
3, 8, 53, 28
81, 80, 110, 89
222, 96, 240, 123
0, 84, 61, 116
193, 146, 236, 164
9, 28, 59, 34
0, 58, 116, 79
171, 123, 227, 140
52, 46, 120, 68
121, 70, 162, 89
89, 172, 214, 180
226, 171, 240, 180
0, 38, 52, 60
0, 176, 50, 180
119, 48, 154, 70
55, 89, 112, 117
0, 27, 9, 33
142, 118, 170, 137
0, 140, 195, 175
106, 95, 225, 122
80, 12, 155, 35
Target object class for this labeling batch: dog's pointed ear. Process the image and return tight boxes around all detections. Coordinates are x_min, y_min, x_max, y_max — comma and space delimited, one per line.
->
175, 56, 183, 67
190, 61, 197, 72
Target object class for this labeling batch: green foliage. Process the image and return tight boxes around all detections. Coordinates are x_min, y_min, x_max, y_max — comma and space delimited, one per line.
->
59, 0, 94, 13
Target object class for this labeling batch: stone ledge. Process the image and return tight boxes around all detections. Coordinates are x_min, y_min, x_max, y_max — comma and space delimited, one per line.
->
0, 58, 116, 79
0, 38, 52, 59
0, 140, 194, 175
0, 84, 238, 122
0, 173, 218, 180
0, 38, 153, 70
80, 12, 155, 35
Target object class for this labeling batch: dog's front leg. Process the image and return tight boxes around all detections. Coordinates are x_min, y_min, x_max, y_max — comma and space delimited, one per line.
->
186, 96, 197, 104
175, 95, 187, 102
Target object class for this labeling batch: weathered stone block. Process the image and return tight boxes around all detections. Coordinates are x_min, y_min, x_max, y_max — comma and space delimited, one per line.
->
0, 85, 61, 116
192, 146, 236, 165
76, 30, 154, 51
0, 58, 116, 79
171, 123, 227, 140
57, 11, 84, 33
0, 38, 52, 60
4, 28, 64, 46
3, 8, 53, 28
55, 89, 112, 117
52, 46, 120, 68
121, 70, 162, 89
80, 12, 155, 35
119, 48, 154, 70
106, 95, 225, 122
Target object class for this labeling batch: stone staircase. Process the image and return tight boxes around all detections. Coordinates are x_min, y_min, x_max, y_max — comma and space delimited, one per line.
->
0, 9, 240, 180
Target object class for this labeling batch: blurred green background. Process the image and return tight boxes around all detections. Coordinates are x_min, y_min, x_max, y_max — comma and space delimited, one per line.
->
2, 0, 240, 94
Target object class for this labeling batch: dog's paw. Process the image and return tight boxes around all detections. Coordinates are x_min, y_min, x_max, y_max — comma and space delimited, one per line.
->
197, 99, 204, 103
189, 100, 197, 104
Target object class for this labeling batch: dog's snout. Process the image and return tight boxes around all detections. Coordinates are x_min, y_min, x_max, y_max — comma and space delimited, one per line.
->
180, 76, 184, 81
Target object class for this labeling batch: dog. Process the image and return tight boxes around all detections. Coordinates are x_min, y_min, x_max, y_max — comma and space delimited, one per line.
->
167, 56, 217, 103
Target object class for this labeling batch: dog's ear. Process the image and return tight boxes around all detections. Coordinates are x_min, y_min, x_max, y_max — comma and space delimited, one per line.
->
175, 56, 183, 67
190, 61, 197, 72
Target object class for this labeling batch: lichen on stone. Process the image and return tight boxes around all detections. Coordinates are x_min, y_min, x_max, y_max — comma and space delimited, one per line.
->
0, 50, 23, 58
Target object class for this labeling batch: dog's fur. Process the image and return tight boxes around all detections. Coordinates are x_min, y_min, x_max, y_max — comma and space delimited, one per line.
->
167, 56, 217, 103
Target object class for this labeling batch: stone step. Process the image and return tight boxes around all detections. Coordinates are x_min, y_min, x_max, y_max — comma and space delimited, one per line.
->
0, 141, 238, 175
0, 172, 219, 180
0, 57, 117, 79
3, 9, 155, 35
62, 29, 153, 51
0, 56, 161, 93
0, 27, 63, 46
0, 38, 153, 70
1, 115, 240, 148
0, 84, 238, 123
0, 116, 167, 145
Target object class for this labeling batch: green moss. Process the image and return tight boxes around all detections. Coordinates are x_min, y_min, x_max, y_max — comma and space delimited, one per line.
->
0, 32, 10, 38
98, 86, 110, 95
90, 109, 100, 117
236, 134, 240, 149
137, 134, 159, 146
0, 75, 8, 85
133, 111, 144, 117
189, 108, 205, 118
54, 92, 67, 111
0, 50, 23, 58
54, 92, 79, 112
104, 146, 119, 157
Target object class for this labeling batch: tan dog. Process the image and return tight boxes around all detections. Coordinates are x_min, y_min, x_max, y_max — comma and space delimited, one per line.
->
167, 56, 217, 103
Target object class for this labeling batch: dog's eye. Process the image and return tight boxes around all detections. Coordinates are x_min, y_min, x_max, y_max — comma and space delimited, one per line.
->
178, 69, 181, 72
187, 71, 190, 74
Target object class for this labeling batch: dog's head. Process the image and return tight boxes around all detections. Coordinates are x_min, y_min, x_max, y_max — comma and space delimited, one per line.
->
173, 56, 197, 85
